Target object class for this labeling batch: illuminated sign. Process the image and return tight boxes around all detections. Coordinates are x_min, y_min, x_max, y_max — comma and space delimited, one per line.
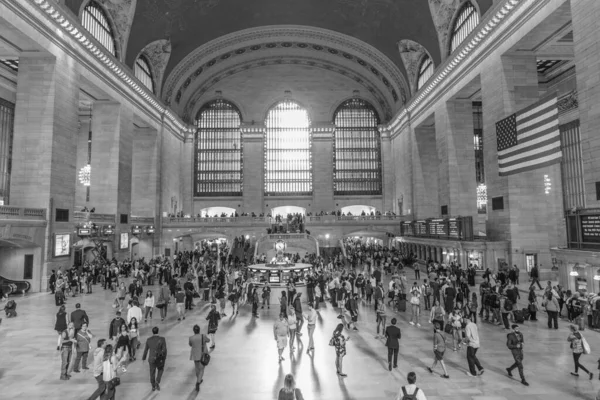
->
120, 233, 129, 249
54, 233, 70, 257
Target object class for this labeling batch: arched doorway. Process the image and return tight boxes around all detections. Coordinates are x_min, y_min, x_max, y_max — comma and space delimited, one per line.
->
271, 205, 306, 217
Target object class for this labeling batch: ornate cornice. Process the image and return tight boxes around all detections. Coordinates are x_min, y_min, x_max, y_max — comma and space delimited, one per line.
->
163, 25, 408, 109
182, 56, 393, 123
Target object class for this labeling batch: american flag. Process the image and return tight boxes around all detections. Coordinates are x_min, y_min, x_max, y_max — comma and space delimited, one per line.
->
496, 95, 562, 176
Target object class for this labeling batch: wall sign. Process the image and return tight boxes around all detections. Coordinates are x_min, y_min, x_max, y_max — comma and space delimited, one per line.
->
54, 233, 70, 257
120, 233, 129, 249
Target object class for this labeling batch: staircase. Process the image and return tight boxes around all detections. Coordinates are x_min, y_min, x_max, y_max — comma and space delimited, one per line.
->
255, 233, 319, 261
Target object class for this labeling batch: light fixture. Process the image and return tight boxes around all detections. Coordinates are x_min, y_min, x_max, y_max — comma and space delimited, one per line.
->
544, 175, 552, 195
325, 234, 330, 239
78, 164, 91, 186
570, 270, 579, 276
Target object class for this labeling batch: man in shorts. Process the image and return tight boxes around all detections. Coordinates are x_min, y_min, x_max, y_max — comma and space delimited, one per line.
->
273, 313, 289, 362
427, 322, 450, 378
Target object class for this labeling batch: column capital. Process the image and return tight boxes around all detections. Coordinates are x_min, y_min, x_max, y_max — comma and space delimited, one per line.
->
312, 122, 335, 140
241, 122, 265, 141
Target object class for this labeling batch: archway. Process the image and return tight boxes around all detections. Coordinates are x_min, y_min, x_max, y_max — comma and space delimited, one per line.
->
199, 206, 236, 218
271, 205, 306, 217
341, 205, 376, 216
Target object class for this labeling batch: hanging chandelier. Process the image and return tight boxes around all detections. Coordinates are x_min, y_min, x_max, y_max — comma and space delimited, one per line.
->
79, 164, 91, 186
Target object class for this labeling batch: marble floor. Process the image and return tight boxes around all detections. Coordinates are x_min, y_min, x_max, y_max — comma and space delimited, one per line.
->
1, 281, 600, 400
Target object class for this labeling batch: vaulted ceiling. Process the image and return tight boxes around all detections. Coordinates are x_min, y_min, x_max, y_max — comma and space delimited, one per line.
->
63, 0, 494, 122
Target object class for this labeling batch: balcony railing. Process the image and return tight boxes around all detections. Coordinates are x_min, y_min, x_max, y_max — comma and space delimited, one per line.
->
131, 216, 155, 224
164, 216, 269, 224
0, 206, 46, 220
73, 212, 115, 223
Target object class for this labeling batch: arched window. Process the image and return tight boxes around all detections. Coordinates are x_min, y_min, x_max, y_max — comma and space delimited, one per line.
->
333, 99, 382, 195
134, 55, 154, 93
450, 1, 479, 54
264, 101, 312, 196
82, 1, 117, 57
195, 100, 243, 197
417, 55, 434, 91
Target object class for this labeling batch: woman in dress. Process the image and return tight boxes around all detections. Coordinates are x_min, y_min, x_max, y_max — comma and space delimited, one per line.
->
206, 304, 221, 349
229, 284, 240, 316
143, 290, 154, 322
277, 373, 304, 400
128, 317, 140, 361
55, 305, 69, 349
329, 323, 349, 377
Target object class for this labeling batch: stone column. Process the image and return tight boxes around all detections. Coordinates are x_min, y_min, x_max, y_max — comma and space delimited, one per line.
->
435, 100, 478, 217
241, 124, 264, 213
11, 53, 79, 211
181, 134, 194, 215
413, 126, 439, 218
131, 126, 159, 217
381, 128, 394, 212
481, 53, 565, 274
90, 101, 134, 259
312, 123, 335, 212
571, 0, 600, 207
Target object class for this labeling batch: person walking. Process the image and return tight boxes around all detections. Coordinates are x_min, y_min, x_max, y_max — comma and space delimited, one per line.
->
108, 311, 127, 341
100, 344, 117, 400
568, 324, 593, 379
175, 286, 186, 321
262, 282, 271, 309
86, 339, 107, 400
127, 300, 143, 325
409, 282, 422, 327
71, 303, 89, 332
157, 281, 170, 321
329, 324, 349, 377
384, 318, 401, 371
506, 324, 529, 386
279, 291, 288, 318
59, 321, 76, 380
274, 313, 290, 362
55, 305, 69, 350
464, 316, 484, 377
529, 264, 543, 290
278, 373, 305, 400
304, 303, 317, 353
394, 371, 427, 400
429, 300, 446, 332
375, 299, 387, 339
427, 322, 449, 379
293, 292, 304, 335
144, 290, 155, 322
142, 326, 168, 391
206, 304, 221, 349
542, 292, 559, 329
287, 306, 299, 353
189, 324, 210, 391
73, 322, 93, 372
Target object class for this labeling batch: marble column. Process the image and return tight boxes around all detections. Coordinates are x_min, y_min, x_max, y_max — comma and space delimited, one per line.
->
181, 134, 194, 215
131, 126, 159, 217
312, 123, 335, 212
413, 126, 439, 218
241, 124, 265, 213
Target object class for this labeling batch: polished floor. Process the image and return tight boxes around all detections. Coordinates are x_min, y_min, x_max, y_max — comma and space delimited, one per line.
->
1, 280, 600, 400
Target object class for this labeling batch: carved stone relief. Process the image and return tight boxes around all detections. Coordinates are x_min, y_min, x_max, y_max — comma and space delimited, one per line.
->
140, 39, 172, 97
398, 40, 432, 96
428, 0, 461, 62
98, 0, 137, 61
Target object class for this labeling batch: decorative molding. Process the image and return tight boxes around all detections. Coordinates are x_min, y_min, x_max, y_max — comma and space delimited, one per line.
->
557, 90, 578, 114
182, 56, 393, 124
139, 39, 171, 98
428, 0, 462, 61
163, 25, 409, 109
398, 40, 432, 96
24, 0, 194, 137
99, 0, 137, 61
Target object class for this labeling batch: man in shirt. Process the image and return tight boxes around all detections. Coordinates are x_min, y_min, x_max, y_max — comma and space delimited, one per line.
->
142, 327, 168, 391
86, 339, 106, 400
189, 324, 209, 391
506, 324, 528, 386
127, 299, 143, 324
273, 313, 289, 362
71, 303, 89, 332
395, 371, 427, 400
464, 316, 484, 377
385, 318, 401, 371
303, 303, 317, 353
175, 286, 186, 321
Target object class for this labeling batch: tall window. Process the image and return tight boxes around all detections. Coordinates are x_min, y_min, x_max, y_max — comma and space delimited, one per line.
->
560, 120, 585, 210
417, 55, 434, 91
134, 55, 154, 93
473, 101, 486, 214
264, 101, 312, 196
82, 1, 117, 57
195, 100, 243, 197
0, 99, 14, 205
450, 2, 479, 54
333, 99, 382, 195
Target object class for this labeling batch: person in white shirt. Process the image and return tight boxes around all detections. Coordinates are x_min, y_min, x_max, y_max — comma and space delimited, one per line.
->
395, 371, 427, 400
464, 316, 484, 377
303, 303, 318, 353
127, 300, 143, 325
143, 291, 155, 322
409, 283, 422, 327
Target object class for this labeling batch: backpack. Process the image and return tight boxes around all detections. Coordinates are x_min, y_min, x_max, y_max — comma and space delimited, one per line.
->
400, 386, 420, 400
425, 284, 433, 296
504, 299, 513, 311
152, 339, 166, 367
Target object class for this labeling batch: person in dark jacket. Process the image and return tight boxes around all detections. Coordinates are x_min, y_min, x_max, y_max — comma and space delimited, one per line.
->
293, 293, 303, 335
506, 324, 529, 386
70, 303, 89, 332
108, 311, 127, 340
529, 264, 543, 290
384, 318, 401, 371
142, 327, 168, 391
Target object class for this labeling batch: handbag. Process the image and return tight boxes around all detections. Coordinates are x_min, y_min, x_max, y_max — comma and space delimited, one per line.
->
200, 352, 211, 366
444, 323, 453, 335
582, 335, 591, 355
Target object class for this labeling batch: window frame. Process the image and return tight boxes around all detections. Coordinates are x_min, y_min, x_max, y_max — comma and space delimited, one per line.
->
81, 1, 118, 57
134, 54, 155, 93
416, 55, 434, 91
449, 1, 480, 55
194, 99, 244, 197
333, 98, 383, 196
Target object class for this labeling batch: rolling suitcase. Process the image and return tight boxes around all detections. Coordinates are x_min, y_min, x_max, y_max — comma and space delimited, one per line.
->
513, 309, 525, 323
397, 299, 407, 312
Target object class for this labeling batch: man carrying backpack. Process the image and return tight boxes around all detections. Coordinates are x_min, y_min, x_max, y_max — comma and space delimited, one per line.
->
394, 371, 426, 400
